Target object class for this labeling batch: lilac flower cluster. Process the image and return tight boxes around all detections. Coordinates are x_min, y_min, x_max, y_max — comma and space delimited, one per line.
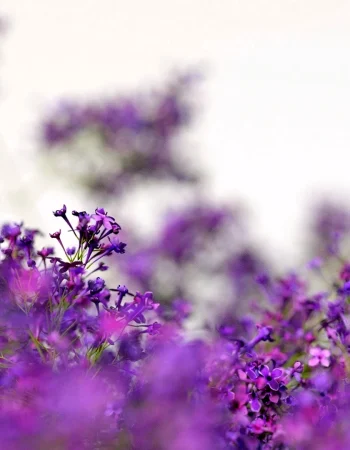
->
0, 206, 161, 448
41, 74, 198, 192
2, 205, 350, 448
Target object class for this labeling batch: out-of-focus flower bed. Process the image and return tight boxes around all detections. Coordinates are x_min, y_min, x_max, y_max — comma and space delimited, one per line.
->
1, 203, 350, 449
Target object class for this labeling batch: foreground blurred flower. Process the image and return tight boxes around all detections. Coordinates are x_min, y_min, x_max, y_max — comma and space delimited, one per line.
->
2, 203, 350, 448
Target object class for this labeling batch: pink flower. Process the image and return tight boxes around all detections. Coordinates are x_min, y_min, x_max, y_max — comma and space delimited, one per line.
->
99, 310, 126, 339
251, 418, 265, 434
308, 347, 331, 368
92, 208, 119, 231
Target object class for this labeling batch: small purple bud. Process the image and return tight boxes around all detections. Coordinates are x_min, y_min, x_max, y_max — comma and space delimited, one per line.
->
37, 247, 54, 258
98, 262, 108, 271
50, 230, 61, 239
88, 277, 105, 295
53, 204, 67, 217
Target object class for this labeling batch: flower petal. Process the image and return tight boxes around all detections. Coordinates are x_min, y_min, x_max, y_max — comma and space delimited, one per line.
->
269, 394, 279, 403
321, 358, 330, 368
268, 379, 279, 391
308, 357, 319, 367
259, 365, 270, 377
103, 219, 113, 230
271, 368, 283, 379
247, 368, 258, 380
256, 377, 267, 390
250, 398, 261, 412
310, 347, 321, 357
237, 369, 247, 381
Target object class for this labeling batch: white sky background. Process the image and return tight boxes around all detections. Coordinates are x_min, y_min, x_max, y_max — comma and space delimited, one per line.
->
1, 0, 350, 267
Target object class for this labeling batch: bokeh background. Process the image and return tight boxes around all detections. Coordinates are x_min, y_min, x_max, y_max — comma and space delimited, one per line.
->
1, 0, 350, 272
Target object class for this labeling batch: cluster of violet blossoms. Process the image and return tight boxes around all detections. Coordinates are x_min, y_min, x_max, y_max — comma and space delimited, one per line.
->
0, 206, 162, 448
41, 73, 198, 193
2, 205, 350, 448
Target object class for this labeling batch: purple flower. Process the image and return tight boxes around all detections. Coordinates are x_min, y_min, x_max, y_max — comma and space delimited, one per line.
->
27, 259, 36, 268
1, 223, 22, 240
307, 257, 323, 270
49, 230, 61, 239
37, 247, 54, 258
113, 284, 129, 308
146, 321, 162, 335
92, 208, 119, 231
291, 361, 304, 381
53, 204, 67, 217
88, 277, 106, 295
134, 291, 159, 311
246, 325, 274, 351
104, 237, 127, 255
340, 263, 350, 281
73, 210, 90, 231
118, 332, 145, 362
258, 365, 283, 391
249, 391, 261, 412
